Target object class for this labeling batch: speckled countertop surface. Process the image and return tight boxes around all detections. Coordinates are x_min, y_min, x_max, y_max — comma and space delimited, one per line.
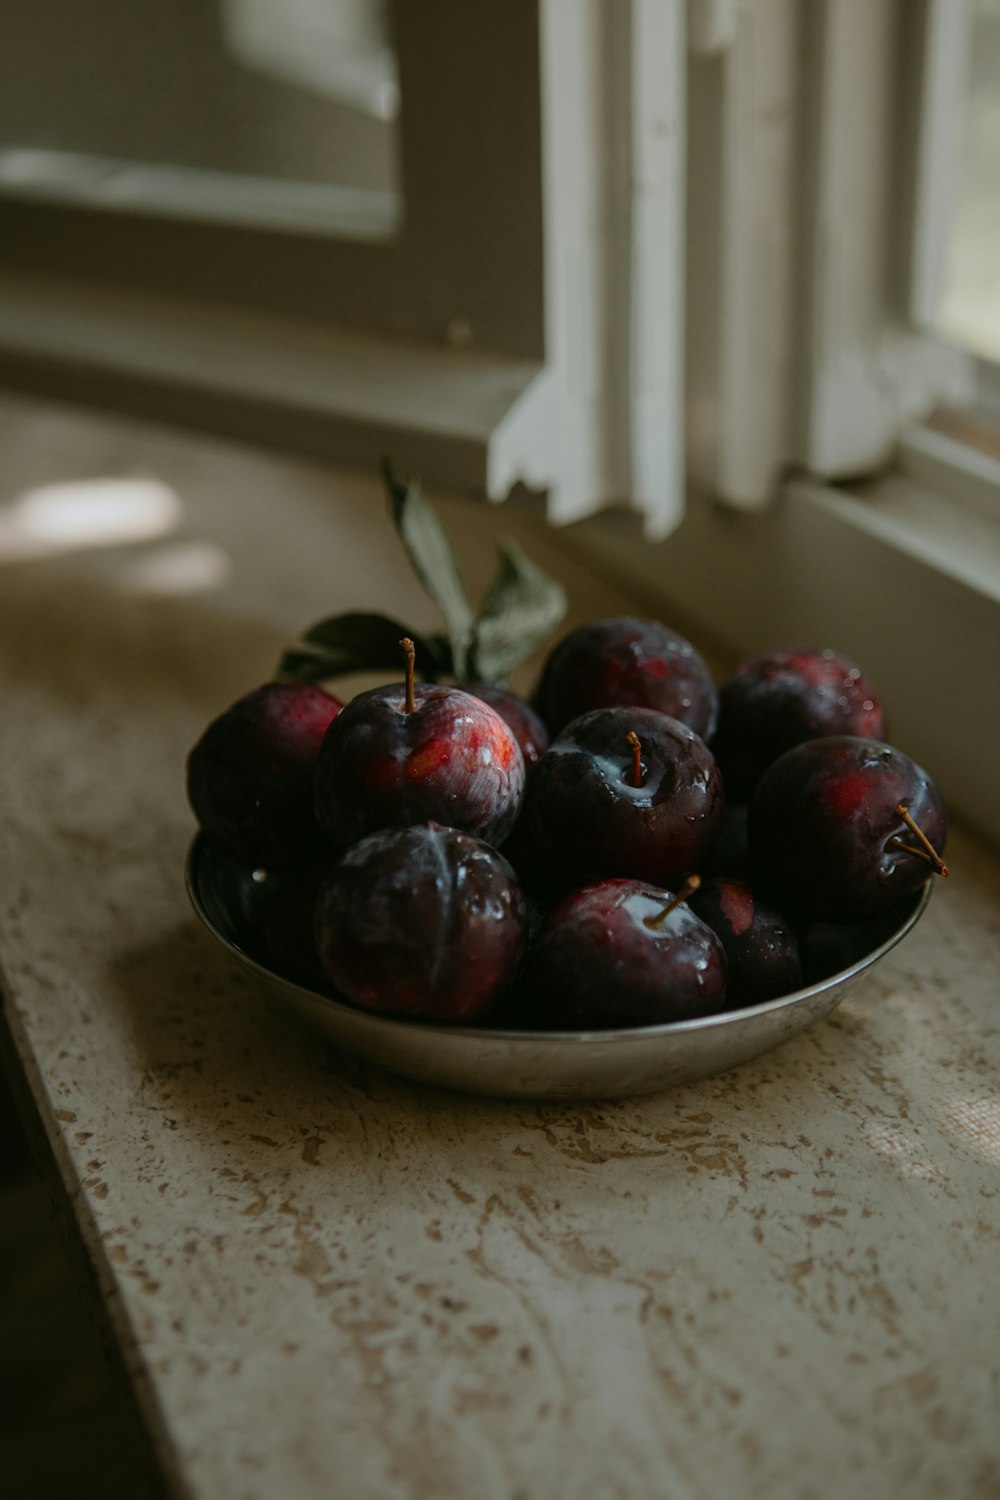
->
1, 394, 998, 1500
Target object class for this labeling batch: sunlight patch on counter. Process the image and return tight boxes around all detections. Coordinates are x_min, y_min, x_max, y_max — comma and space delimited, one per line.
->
0, 477, 182, 559
119, 541, 233, 595
941, 1093, 1000, 1166
860, 1118, 942, 1184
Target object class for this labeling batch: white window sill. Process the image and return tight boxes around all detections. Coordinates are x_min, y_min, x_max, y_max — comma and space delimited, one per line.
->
0, 269, 549, 499
837, 469, 1000, 607
0, 151, 401, 241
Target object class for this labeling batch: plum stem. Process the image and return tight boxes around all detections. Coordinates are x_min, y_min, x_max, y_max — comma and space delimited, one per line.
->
891, 839, 938, 865
645, 874, 701, 930
400, 637, 417, 714
890, 837, 950, 877
894, 803, 949, 877
625, 731, 643, 788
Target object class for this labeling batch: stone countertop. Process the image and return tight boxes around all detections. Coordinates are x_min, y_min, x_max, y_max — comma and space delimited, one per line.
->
1, 394, 998, 1500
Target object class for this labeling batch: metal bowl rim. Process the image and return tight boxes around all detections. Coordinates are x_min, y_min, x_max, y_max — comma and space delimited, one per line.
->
185, 834, 932, 1049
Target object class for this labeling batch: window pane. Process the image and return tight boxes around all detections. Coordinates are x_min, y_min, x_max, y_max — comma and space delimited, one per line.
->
938, 0, 1000, 360
0, 0, 400, 237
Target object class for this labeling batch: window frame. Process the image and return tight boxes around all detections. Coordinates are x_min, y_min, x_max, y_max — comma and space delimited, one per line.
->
2, 0, 1000, 840
685, 0, 983, 508
0, 0, 689, 537
0, 0, 991, 496
0, 0, 547, 361
571, 0, 1000, 843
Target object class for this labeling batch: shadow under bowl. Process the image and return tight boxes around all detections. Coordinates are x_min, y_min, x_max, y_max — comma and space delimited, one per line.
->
185, 836, 932, 1102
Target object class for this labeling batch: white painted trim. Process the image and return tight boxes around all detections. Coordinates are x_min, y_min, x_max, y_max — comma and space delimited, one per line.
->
537, 0, 687, 535
909, 0, 973, 330
798, 0, 895, 473
685, 0, 976, 504
0, 270, 543, 494
537, 0, 615, 525
0, 149, 399, 241
221, 0, 399, 120
797, 0, 973, 477
898, 421, 1000, 523
973, 357, 1000, 427
687, 0, 739, 55
685, 0, 798, 510
629, 0, 687, 538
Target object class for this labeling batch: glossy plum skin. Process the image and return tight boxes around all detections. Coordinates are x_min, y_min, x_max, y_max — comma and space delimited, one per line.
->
535, 617, 718, 740
522, 707, 724, 892
688, 877, 802, 1007
314, 683, 525, 852
207, 853, 336, 991
187, 682, 342, 866
252, 857, 336, 990
457, 683, 550, 772
713, 647, 884, 797
314, 823, 527, 1021
524, 879, 727, 1029
749, 736, 948, 923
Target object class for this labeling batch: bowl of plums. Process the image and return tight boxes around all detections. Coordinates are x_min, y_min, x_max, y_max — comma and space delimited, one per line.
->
185, 467, 947, 1100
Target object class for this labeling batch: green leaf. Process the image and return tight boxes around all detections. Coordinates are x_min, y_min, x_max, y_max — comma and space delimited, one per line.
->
277, 649, 340, 682
382, 458, 476, 678
472, 538, 568, 684
276, 612, 449, 683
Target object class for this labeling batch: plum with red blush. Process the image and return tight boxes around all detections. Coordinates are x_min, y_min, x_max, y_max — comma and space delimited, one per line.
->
713, 647, 884, 797
688, 877, 801, 1007
523, 877, 727, 1029
535, 616, 718, 740
187, 681, 342, 866
314, 641, 525, 852
749, 735, 948, 923
314, 823, 527, 1022
522, 706, 723, 892
457, 683, 549, 773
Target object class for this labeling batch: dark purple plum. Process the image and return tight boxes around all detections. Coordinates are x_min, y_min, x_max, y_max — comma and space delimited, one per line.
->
187, 681, 342, 866
524, 878, 727, 1029
492, 809, 565, 913
535, 617, 718, 740
713, 647, 885, 797
688, 877, 802, 1007
252, 857, 337, 990
799, 910, 906, 985
482, 969, 548, 1031
457, 683, 549, 772
522, 706, 723, 892
315, 642, 525, 852
191, 842, 335, 989
749, 735, 948, 923
314, 823, 527, 1022
704, 803, 750, 880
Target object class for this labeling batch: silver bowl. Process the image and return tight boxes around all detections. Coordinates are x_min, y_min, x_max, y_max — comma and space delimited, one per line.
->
185, 836, 931, 1101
